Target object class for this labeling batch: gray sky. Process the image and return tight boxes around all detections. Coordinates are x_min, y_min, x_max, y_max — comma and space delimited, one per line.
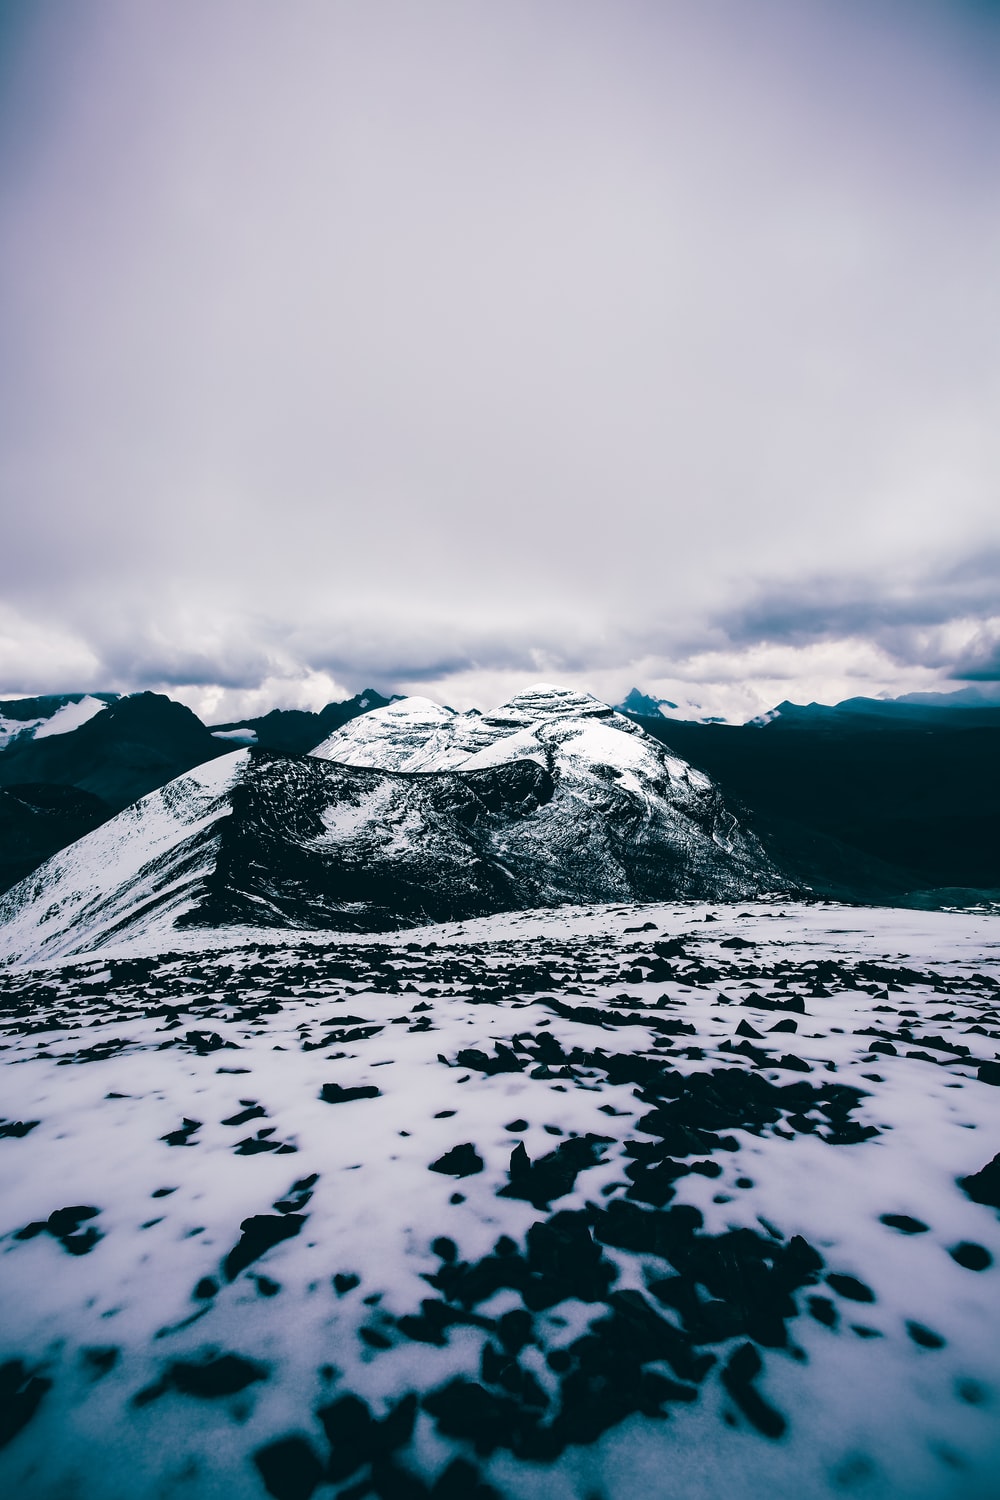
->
1, 0, 998, 721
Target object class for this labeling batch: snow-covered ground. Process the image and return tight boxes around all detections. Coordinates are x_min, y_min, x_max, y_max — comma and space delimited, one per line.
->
1, 901, 998, 1499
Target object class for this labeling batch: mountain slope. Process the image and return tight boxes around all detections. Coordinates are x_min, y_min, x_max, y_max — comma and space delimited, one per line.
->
0, 690, 781, 963
622, 710, 1000, 903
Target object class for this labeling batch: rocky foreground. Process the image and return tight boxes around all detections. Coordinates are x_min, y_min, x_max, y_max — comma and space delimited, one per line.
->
1, 901, 998, 1499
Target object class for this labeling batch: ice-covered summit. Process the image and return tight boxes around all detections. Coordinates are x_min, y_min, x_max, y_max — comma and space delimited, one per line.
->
310, 696, 462, 772
481, 682, 613, 726
312, 683, 657, 774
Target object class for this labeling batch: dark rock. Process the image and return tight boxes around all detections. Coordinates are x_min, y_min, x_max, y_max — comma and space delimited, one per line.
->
958, 1153, 1000, 1211
161, 1118, 201, 1147
948, 1241, 992, 1271
807, 1296, 838, 1328
317, 1391, 418, 1479
80, 1346, 119, 1378
906, 1322, 945, 1350
273, 1176, 318, 1215
422, 1379, 525, 1458
0, 1358, 51, 1450
720, 1342, 786, 1438
319, 1083, 382, 1104
429, 1144, 483, 1178
500, 1135, 611, 1210
430, 1457, 502, 1499
15, 1204, 104, 1256
253, 1435, 325, 1500
224, 1213, 306, 1280
880, 1214, 929, 1235
826, 1274, 875, 1303
222, 1103, 268, 1126
165, 1352, 268, 1397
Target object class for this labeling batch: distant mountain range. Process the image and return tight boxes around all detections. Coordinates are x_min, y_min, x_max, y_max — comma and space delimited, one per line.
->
614, 684, 1000, 727
0, 689, 394, 894
0, 680, 997, 916
617, 691, 1000, 906
0, 686, 779, 962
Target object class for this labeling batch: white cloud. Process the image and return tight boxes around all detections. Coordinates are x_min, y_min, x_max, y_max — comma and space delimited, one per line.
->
1, 0, 999, 711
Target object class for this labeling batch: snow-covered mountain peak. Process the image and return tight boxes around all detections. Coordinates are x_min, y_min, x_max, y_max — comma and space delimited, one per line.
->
311, 684, 638, 774
310, 695, 462, 772
481, 682, 613, 727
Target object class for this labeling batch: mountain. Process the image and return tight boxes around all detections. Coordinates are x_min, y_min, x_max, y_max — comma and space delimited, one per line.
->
614, 687, 679, 717
0, 693, 242, 893
0, 691, 234, 811
0, 689, 402, 897
210, 689, 399, 753
614, 687, 725, 724
753, 694, 1000, 731
897, 684, 1000, 708
0, 686, 781, 963
310, 683, 615, 769
620, 704, 1000, 904
0, 693, 119, 750
310, 683, 718, 770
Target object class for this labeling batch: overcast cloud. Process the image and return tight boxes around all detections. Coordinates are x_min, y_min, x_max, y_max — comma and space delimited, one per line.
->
1, 0, 998, 721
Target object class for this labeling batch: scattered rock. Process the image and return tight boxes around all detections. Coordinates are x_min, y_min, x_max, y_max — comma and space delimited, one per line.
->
958, 1153, 1000, 1211
948, 1242, 992, 1272
224, 1214, 306, 1281
319, 1083, 382, 1104
880, 1214, 929, 1235
429, 1144, 483, 1178
0, 1358, 51, 1450
826, 1274, 875, 1303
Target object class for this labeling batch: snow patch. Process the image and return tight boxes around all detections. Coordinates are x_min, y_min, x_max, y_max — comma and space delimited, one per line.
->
211, 727, 258, 744
32, 695, 108, 739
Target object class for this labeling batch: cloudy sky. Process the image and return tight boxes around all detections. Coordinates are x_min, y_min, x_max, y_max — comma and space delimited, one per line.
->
1, 0, 998, 722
